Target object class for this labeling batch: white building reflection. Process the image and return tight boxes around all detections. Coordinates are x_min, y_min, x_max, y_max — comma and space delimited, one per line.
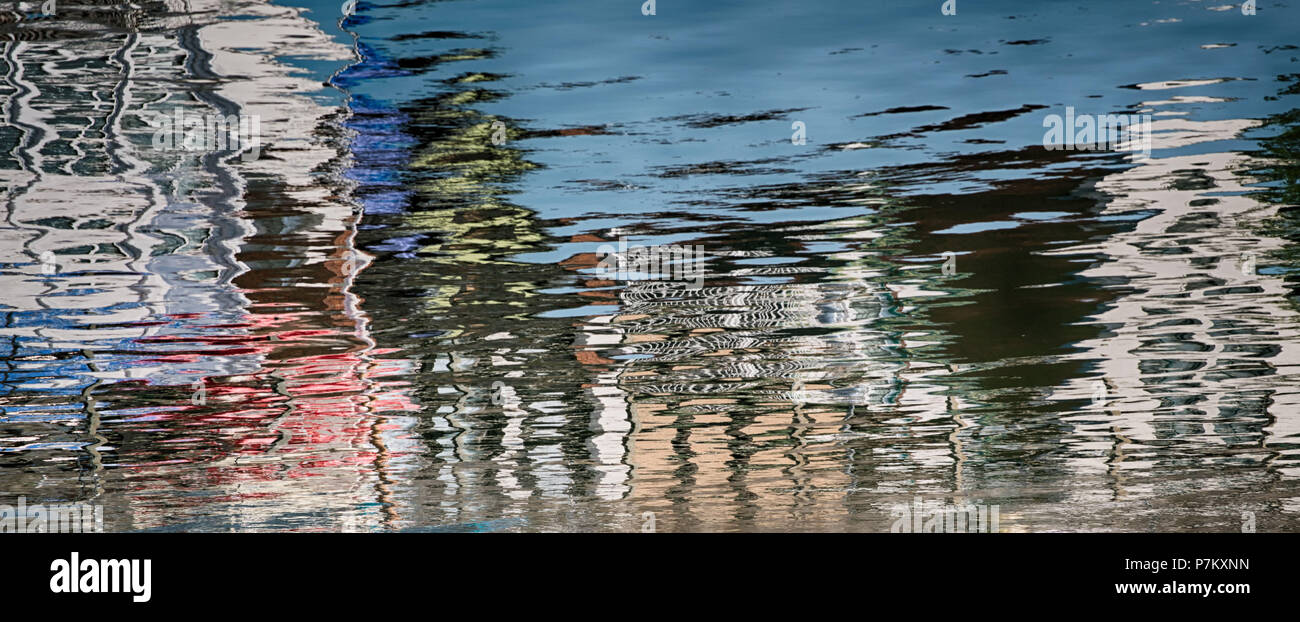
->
0, 1, 421, 531
1049, 88, 1300, 500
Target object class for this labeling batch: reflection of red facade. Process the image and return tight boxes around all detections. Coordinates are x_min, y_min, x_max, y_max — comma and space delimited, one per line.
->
112, 253, 420, 530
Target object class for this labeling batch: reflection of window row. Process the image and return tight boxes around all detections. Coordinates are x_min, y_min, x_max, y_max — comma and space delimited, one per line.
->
591, 275, 905, 385
416, 381, 581, 519
1052, 105, 1300, 493
0, 26, 257, 399
570, 241, 937, 529
1, 3, 423, 531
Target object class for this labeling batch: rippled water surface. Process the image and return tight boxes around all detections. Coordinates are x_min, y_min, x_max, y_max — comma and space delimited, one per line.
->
3, 0, 1300, 531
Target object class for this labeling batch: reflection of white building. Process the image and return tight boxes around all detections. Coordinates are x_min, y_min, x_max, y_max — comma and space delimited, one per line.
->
1, 2, 421, 531
1048, 90, 1300, 492
0, 0, 356, 391
0, 30, 254, 391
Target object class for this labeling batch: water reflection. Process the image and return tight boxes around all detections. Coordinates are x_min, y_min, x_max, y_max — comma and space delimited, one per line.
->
1, 1, 420, 530
1047, 94, 1300, 525
2, 0, 1299, 532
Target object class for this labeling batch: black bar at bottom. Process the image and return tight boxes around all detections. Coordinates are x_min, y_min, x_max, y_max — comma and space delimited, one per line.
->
0, 533, 1284, 614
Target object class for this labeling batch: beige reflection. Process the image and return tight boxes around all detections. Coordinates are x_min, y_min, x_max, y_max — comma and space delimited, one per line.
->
563, 230, 969, 530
